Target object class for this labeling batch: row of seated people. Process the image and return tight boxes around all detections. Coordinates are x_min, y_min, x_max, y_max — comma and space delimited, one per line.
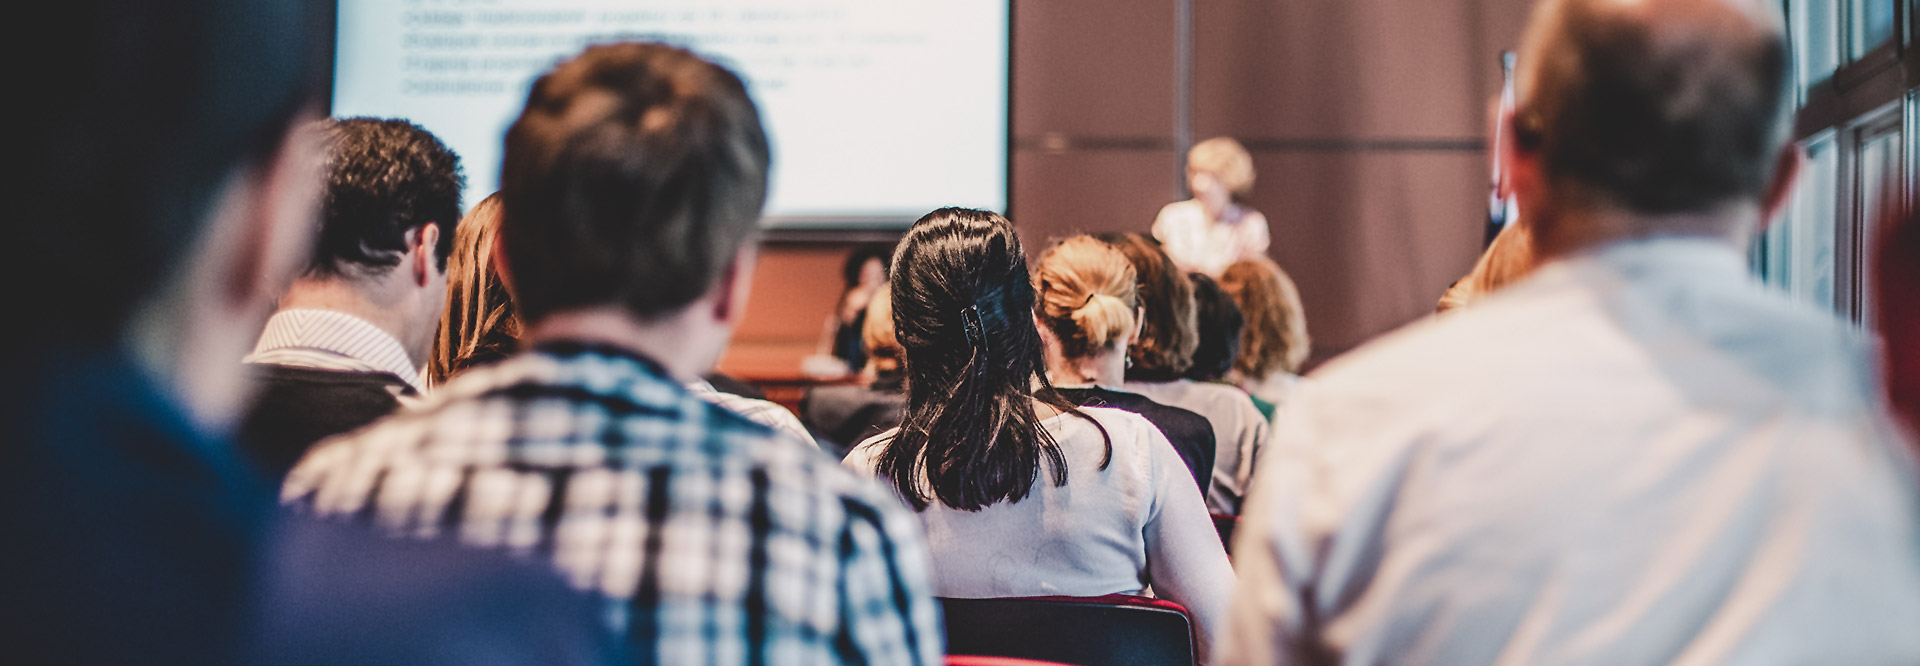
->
14, 0, 1920, 664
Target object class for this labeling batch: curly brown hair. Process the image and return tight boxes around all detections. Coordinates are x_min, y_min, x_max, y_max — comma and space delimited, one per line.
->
1097, 232, 1196, 380
1218, 258, 1310, 378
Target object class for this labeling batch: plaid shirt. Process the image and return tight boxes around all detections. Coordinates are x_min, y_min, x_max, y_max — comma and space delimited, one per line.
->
283, 341, 942, 665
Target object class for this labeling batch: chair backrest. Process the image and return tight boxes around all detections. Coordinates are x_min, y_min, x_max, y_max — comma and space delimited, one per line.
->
938, 595, 1194, 666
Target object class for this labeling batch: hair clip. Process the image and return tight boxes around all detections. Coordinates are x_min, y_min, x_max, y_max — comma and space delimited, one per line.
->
960, 305, 989, 353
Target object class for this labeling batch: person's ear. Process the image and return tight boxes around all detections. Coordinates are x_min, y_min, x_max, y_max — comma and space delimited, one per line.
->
711, 243, 759, 325
1759, 145, 1804, 232
411, 223, 441, 287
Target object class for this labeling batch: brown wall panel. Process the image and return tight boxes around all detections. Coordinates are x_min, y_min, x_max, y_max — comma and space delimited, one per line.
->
1014, 0, 1177, 138
1249, 150, 1487, 363
1011, 148, 1183, 249
719, 244, 855, 378
1193, 0, 1486, 141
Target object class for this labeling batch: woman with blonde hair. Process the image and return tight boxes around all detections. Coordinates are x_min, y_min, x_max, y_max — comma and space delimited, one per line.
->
429, 193, 518, 385
1437, 217, 1536, 313
1034, 235, 1217, 495
1218, 257, 1311, 417
1152, 137, 1271, 277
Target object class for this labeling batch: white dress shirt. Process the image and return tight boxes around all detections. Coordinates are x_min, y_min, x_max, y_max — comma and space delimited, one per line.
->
845, 407, 1236, 664
247, 308, 425, 394
1224, 238, 1920, 665
1124, 379, 1270, 515
1151, 199, 1271, 277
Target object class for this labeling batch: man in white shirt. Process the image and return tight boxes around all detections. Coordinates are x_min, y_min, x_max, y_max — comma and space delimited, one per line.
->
239, 118, 464, 478
1224, 1, 1920, 664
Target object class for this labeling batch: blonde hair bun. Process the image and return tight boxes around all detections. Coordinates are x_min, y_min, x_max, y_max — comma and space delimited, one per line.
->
1073, 292, 1136, 351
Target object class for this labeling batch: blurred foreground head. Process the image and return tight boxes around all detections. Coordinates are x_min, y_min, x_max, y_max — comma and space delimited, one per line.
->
1510, 0, 1796, 256
11, 0, 326, 427
500, 43, 771, 325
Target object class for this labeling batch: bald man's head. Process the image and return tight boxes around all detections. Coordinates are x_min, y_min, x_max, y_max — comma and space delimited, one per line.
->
1514, 0, 1791, 215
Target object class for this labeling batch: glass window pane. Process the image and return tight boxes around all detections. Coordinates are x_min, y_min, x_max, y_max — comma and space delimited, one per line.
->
1799, 0, 1840, 91
1855, 126, 1901, 322
1793, 135, 1839, 311
1849, 0, 1898, 59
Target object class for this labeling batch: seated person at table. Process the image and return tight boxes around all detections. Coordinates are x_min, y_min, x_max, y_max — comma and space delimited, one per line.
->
1217, 258, 1312, 420
844, 209, 1233, 664
427, 190, 816, 444
1032, 235, 1216, 495
239, 117, 463, 480
1102, 232, 1270, 515
803, 284, 908, 458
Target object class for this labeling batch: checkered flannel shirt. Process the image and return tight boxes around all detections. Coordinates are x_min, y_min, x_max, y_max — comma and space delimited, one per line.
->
283, 341, 943, 665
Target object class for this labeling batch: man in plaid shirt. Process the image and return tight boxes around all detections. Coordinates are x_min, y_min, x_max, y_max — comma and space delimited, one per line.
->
284, 43, 942, 664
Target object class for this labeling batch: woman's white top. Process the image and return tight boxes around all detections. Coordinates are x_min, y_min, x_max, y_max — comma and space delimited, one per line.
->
1123, 380, 1270, 516
844, 407, 1234, 663
1151, 199, 1271, 277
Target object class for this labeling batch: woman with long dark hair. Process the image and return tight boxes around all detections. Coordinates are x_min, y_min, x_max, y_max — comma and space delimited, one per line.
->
843, 209, 1232, 663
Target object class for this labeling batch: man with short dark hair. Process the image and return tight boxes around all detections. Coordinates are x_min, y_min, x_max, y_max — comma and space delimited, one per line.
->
1224, 1, 1920, 663
1, 1, 617, 662
240, 117, 463, 479
285, 42, 942, 664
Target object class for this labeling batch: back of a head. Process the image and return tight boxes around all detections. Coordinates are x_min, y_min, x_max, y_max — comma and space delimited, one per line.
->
883, 208, 1098, 511
1219, 258, 1311, 379
431, 193, 518, 384
13, 0, 321, 347
1098, 233, 1198, 380
310, 118, 465, 280
1515, 0, 1791, 216
1185, 273, 1245, 382
499, 42, 771, 323
1034, 236, 1139, 361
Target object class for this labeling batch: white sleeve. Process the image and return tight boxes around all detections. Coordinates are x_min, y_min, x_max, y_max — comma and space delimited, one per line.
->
1138, 421, 1237, 665
1242, 210, 1271, 259
1219, 386, 1404, 665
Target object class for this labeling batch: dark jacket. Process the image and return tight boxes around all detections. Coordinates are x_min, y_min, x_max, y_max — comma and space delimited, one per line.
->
1053, 386, 1217, 496
239, 364, 412, 480
0, 345, 620, 664
802, 372, 906, 459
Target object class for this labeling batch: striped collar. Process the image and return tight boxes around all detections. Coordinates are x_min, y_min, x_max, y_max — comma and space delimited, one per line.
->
246, 309, 424, 393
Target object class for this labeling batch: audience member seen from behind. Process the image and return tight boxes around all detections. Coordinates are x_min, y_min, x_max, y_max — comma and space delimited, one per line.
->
239, 118, 462, 480
283, 43, 937, 663
1436, 215, 1537, 313
803, 284, 909, 458
1216, 258, 1311, 420
429, 192, 518, 384
2, 1, 614, 663
1153, 137, 1271, 277
1184, 273, 1246, 385
1034, 236, 1218, 496
813, 243, 894, 376
424, 191, 818, 445
1104, 232, 1270, 516
843, 210, 1233, 663
1225, 1, 1920, 663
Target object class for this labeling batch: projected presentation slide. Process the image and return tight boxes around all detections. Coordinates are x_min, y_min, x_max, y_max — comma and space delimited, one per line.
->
334, 0, 1010, 229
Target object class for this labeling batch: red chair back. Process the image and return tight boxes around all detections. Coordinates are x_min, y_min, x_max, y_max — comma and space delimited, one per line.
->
1880, 204, 1920, 434
938, 595, 1194, 666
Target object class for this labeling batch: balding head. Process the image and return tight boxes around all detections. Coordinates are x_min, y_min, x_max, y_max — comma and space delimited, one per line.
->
1513, 0, 1791, 218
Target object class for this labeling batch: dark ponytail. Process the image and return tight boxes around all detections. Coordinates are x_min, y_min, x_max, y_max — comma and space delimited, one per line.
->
878, 208, 1109, 511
